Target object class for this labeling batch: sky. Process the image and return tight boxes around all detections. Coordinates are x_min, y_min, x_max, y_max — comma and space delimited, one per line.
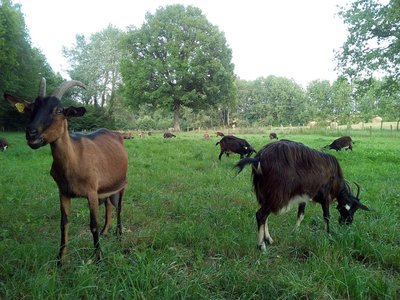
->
16, 0, 350, 87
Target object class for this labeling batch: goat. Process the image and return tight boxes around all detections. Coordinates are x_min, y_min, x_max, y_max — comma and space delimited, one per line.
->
216, 131, 225, 137
236, 139, 369, 251
0, 137, 8, 151
203, 133, 210, 140
323, 136, 353, 151
163, 132, 176, 138
4, 78, 128, 264
269, 132, 278, 140
216, 135, 256, 160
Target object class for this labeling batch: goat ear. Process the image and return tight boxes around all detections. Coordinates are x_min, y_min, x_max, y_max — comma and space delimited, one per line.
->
63, 106, 86, 118
4, 93, 32, 114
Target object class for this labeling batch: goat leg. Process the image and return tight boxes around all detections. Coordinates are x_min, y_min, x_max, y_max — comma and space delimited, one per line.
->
100, 198, 113, 235
58, 195, 71, 266
321, 202, 330, 233
116, 189, 124, 236
256, 208, 272, 251
88, 194, 102, 262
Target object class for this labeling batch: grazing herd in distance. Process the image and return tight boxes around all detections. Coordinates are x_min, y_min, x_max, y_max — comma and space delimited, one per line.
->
2, 77, 369, 264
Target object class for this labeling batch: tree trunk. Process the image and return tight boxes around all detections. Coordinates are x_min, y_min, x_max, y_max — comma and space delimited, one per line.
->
174, 104, 181, 131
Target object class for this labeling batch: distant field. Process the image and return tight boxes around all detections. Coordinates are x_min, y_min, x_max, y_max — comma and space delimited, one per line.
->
0, 130, 399, 299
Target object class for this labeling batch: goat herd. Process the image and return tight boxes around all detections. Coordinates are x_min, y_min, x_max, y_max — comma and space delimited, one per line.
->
2, 79, 369, 265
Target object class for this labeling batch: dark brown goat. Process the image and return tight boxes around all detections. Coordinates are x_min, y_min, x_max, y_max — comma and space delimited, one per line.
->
236, 140, 368, 251
323, 136, 353, 151
216, 135, 256, 160
269, 132, 278, 140
4, 78, 128, 264
0, 137, 8, 151
163, 132, 176, 138
216, 131, 225, 137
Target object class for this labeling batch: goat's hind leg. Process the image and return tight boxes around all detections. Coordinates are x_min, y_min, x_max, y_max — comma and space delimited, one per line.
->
100, 197, 113, 235
256, 207, 272, 251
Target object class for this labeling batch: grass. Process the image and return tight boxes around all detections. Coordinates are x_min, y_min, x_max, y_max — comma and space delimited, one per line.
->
0, 130, 399, 299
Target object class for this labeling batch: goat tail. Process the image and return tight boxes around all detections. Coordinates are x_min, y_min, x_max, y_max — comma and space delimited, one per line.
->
235, 157, 260, 175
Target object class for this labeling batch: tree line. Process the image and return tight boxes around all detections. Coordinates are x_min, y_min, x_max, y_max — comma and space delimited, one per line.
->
1, 0, 399, 131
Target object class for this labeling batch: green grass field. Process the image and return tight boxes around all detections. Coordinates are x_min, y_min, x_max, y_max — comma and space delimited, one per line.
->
0, 130, 399, 299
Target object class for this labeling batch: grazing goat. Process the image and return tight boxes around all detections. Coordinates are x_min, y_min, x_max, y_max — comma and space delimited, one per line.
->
163, 132, 176, 138
216, 135, 256, 160
4, 78, 128, 264
0, 137, 8, 151
269, 132, 278, 140
323, 136, 353, 151
216, 131, 225, 137
236, 139, 369, 251
204, 133, 210, 140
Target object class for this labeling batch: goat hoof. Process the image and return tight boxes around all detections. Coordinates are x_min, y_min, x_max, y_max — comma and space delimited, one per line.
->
257, 243, 267, 252
265, 237, 274, 245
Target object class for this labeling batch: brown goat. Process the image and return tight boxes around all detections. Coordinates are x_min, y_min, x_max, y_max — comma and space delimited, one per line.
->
4, 78, 128, 264
236, 140, 368, 251
216, 131, 225, 137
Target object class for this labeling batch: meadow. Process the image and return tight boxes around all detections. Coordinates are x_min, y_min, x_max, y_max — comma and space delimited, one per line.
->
0, 130, 399, 299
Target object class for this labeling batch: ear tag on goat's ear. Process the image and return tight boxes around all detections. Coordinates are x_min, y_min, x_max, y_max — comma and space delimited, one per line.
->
15, 103, 25, 113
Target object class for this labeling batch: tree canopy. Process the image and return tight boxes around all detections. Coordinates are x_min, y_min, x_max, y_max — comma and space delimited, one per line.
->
0, 0, 61, 130
121, 4, 236, 130
337, 0, 400, 80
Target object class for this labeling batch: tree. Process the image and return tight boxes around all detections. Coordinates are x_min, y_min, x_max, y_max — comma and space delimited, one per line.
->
331, 78, 353, 124
121, 4, 236, 131
64, 25, 125, 113
306, 80, 332, 122
235, 76, 306, 126
337, 0, 400, 81
0, 0, 60, 130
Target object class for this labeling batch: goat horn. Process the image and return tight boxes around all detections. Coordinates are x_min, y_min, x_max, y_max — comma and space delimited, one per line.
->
354, 181, 361, 198
38, 78, 46, 97
51, 80, 86, 100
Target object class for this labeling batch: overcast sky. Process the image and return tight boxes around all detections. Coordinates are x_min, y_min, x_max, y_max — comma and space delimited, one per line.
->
16, 0, 350, 87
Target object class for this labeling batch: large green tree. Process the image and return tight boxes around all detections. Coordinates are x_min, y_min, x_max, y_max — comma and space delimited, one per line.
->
306, 80, 332, 122
337, 0, 400, 80
63, 25, 125, 112
235, 76, 306, 126
121, 4, 236, 130
0, 0, 59, 130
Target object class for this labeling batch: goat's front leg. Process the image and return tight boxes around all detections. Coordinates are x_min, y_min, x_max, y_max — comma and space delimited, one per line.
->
295, 203, 306, 228
58, 194, 71, 265
321, 201, 330, 233
116, 189, 124, 236
88, 193, 102, 261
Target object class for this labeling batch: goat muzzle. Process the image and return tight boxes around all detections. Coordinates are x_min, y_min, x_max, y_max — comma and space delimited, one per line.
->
26, 128, 44, 149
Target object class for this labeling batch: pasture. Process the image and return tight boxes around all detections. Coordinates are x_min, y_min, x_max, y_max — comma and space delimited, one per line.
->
0, 130, 399, 299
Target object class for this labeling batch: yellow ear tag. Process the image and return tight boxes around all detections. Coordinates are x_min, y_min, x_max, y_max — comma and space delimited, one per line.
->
15, 103, 25, 113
